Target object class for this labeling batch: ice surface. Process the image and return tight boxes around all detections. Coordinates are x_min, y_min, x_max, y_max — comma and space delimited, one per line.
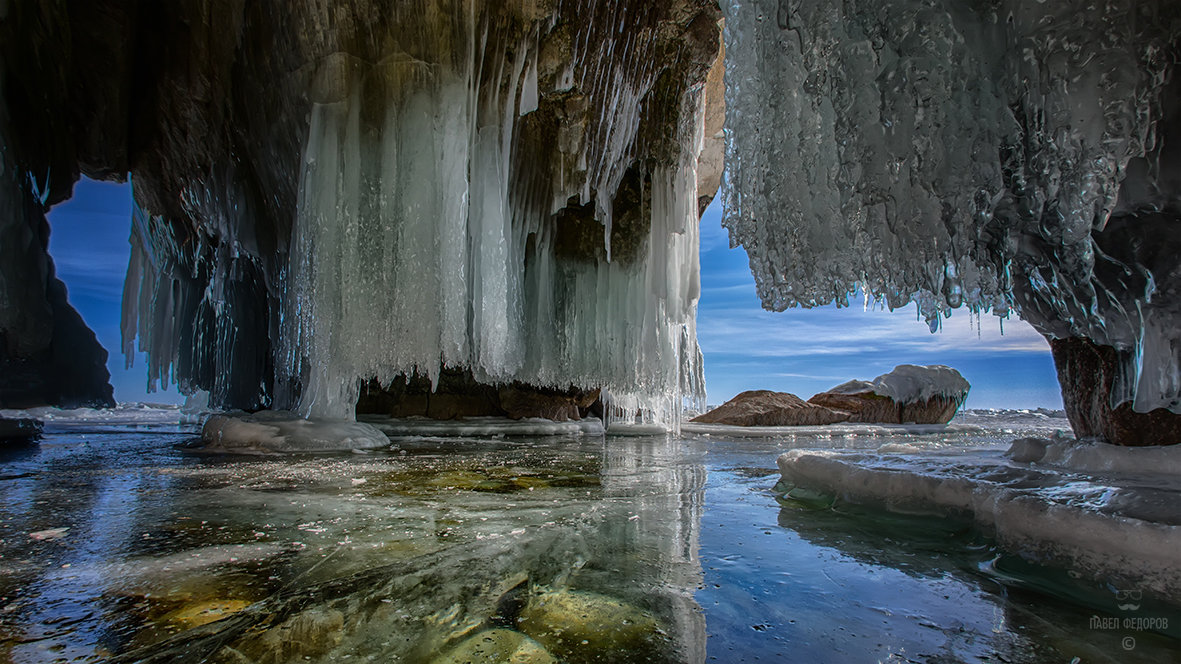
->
362, 415, 604, 438
778, 440, 1181, 598
199, 411, 391, 454
122, 8, 708, 430
1009, 437, 1181, 475
0, 403, 183, 426
721, 0, 1181, 412
827, 364, 969, 404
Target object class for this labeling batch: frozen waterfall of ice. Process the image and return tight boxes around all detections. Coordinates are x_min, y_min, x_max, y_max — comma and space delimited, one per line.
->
721, 0, 1181, 413
121, 7, 708, 430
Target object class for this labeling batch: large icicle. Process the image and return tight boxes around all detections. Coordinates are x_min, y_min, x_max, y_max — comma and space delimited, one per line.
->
722, 0, 1181, 414
120, 2, 718, 430
280, 25, 707, 425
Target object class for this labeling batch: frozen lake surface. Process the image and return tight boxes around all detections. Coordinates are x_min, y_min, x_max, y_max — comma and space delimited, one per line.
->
0, 408, 1177, 662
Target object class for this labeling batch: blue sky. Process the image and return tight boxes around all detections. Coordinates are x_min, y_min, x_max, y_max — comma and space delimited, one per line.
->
46, 179, 1063, 409
697, 199, 1062, 410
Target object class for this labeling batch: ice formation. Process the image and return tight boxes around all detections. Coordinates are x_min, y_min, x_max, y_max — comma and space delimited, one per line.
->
118, 4, 717, 429
722, 0, 1181, 414
778, 443, 1181, 598
199, 411, 391, 454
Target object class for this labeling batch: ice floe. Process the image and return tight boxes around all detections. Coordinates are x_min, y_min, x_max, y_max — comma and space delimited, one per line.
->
199, 411, 391, 454
777, 438, 1181, 599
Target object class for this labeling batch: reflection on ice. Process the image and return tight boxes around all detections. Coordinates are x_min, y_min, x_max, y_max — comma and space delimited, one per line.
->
0, 430, 704, 663
777, 437, 1181, 601
1, 408, 1178, 662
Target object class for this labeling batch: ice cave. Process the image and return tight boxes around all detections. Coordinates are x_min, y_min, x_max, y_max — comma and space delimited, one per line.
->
1, 0, 1180, 661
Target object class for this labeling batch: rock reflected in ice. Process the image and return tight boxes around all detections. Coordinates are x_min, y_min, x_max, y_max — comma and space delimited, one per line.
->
199, 411, 390, 454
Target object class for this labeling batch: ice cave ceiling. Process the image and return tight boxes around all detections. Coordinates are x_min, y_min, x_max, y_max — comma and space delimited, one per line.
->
0, 0, 1179, 440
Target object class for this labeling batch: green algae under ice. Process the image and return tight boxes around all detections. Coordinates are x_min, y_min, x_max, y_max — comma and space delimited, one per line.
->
0, 408, 1178, 663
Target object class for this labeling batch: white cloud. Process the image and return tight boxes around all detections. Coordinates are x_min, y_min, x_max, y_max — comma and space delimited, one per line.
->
697, 302, 1049, 359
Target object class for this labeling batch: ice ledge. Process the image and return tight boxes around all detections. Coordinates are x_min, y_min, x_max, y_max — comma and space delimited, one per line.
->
777, 440, 1181, 600
198, 411, 391, 454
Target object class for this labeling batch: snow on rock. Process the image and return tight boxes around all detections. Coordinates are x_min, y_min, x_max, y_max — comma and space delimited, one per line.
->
808, 365, 969, 424
199, 411, 390, 454
0, 403, 183, 427
778, 443, 1181, 598
828, 365, 969, 405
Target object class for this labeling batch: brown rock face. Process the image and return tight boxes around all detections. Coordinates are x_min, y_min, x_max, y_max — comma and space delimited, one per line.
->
806, 391, 963, 425
691, 391, 850, 426
1050, 337, 1181, 446
498, 385, 601, 422
807, 392, 898, 423
355, 370, 601, 422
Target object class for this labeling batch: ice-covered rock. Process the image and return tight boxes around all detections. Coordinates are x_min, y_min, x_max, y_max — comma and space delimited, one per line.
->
199, 411, 390, 454
0, 1, 721, 430
690, 390, 850, 426
0, 417, 42, 443
808, 365, 969, 424
777, 443, 1181, 598
355, 371, 602, 423
722, 0, 1181, 432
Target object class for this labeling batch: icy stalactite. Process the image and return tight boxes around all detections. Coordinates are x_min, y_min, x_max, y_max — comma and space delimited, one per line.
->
722, 0, 1181, 413
123, 185, 274, 410
122, 3, 713, 429
281, 57, 706, 424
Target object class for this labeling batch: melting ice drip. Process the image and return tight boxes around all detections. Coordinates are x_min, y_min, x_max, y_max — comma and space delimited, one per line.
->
721, 0, 1181, 413
123, 4, 708, 428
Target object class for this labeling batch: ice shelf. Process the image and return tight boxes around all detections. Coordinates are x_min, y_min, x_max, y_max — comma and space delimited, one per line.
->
199, 411, 391, 454
119, 5, 714, 430
777, 439, 1181, 598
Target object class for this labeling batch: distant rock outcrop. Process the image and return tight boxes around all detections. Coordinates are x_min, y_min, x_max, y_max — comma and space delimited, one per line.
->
691, 390, 851, 426
808, 365, 969, 425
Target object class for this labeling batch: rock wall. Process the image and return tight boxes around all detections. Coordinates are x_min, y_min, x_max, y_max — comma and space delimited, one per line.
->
721, 0, 1181, 442
0, 1, 722, 423
0, 1, 115, 408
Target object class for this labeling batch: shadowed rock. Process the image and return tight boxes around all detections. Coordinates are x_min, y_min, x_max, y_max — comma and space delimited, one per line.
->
1050, 337, 1181, 446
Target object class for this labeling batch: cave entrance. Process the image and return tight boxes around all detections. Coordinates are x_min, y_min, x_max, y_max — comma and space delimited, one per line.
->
46, 177, 181, 406
694, 198, 1062, 413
